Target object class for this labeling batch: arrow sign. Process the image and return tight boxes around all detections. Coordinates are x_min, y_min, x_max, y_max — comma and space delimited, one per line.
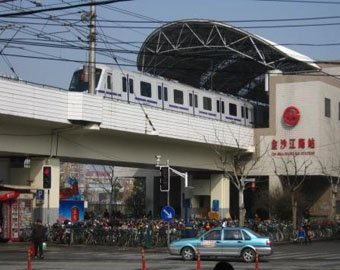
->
161, 205, 175, 222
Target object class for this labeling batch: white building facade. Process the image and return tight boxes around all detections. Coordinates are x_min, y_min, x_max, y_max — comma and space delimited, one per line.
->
254, 63, 340, 221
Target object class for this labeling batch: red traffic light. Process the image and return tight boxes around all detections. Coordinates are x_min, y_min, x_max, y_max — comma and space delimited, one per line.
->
43, 166, 51, 176
42, 165, 52, 189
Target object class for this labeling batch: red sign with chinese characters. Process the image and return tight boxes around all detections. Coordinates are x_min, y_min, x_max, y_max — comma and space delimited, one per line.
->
271, 137, 315, 156
283, 106, 300, 126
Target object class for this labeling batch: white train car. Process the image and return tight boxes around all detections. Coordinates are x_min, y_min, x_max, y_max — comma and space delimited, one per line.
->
69, 64, 254, 127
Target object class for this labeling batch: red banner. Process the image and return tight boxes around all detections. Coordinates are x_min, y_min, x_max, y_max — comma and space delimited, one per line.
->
0, 191, 20, 201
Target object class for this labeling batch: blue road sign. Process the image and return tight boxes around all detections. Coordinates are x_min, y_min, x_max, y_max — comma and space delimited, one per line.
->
36, 189, 45, 200
160, 205, 175, 222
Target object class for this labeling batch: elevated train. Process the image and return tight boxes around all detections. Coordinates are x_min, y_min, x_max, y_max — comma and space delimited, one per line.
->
69, 64, 256, 127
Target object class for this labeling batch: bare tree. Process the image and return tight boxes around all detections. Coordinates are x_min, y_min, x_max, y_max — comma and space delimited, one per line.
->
91, 165, 122, 218
212, 136, 268, 226
271, 155, 312, 229
317, 158, 340, 220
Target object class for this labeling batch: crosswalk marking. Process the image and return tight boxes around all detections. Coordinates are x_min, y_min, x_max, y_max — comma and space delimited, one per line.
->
271, 251, 339, 260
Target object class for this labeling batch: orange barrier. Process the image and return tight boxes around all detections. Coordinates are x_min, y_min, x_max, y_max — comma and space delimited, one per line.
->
141, 247, 146, 270
255, 249, 259, 270
196, 249, 201, 270
27, 245, 32, 270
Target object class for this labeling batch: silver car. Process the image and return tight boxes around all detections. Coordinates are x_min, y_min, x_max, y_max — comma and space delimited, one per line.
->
168, 227, 273, 262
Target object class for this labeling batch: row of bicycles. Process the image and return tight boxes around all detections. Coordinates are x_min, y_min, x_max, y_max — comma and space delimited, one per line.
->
18, 217, 340, 247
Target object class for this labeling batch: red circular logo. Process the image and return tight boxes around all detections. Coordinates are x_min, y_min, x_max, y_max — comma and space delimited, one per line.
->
283, 106, 300, 126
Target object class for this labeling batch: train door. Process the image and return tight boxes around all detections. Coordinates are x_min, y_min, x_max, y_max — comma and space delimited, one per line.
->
241, 104, 252, 126
121, 73, 135, 103
216, 98, 225, 121
103, 72, 113, 98
189, 90, 198, 115
157, 83, 169, 110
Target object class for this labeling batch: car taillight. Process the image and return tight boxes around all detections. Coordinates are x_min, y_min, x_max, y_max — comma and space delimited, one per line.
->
266, 240, 272, 246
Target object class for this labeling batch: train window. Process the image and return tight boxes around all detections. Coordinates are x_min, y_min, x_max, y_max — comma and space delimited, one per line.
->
164, 87, 168, 101
122, 77, 127, 92
107, 74, 112, 90
229, 103, 237, 116
203, 97, 212, 111
129, 78, 134, 94
140, 81, 151, 97
158, 86, 162, 100
69, 68, 102, 92
174, 89, 184, 104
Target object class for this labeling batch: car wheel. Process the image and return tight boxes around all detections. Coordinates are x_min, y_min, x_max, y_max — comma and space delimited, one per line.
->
181, 246, 195, 261
241, 248, 256, 263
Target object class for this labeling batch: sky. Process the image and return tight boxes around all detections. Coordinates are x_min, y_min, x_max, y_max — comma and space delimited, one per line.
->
0, 0, 339, 89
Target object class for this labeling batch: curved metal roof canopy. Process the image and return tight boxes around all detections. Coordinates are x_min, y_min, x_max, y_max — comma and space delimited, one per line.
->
137, 20, 319, 103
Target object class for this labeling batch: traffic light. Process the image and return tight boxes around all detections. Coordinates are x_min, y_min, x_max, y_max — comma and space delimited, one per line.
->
159, 166, 169, 192
43, 165, 52, 189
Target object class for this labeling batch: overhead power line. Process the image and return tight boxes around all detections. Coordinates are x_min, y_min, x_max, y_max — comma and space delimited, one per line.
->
0, 0, 131, 18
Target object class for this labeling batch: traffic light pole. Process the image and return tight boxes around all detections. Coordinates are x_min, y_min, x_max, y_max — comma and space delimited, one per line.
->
155, 156, 189, 246
47, 189, 50, 225
165, 160, 170, 247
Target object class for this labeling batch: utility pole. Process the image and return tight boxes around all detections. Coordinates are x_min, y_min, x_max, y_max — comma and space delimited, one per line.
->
88, 0, 96, 95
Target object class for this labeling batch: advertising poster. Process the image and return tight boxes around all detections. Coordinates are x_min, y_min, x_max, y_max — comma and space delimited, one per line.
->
59, 200, 84, 223
59, 177, 84, 223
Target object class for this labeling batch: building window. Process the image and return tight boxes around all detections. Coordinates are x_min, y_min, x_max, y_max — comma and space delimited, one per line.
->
140, 81, 151, 97
229, 103, 237, 116
203, 97, 212, 111
338, 102, 340, 120
174, 89, 183, 104
325, 98, 331, 118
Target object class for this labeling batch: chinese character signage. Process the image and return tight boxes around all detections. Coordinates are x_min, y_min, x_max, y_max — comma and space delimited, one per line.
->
271, 137, 315, 156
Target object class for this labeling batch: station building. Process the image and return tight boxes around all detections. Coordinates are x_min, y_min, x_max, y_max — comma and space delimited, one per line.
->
137, 20, 340, 221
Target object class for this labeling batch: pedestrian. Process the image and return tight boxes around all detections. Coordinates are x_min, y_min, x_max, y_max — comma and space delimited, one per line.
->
297, 226, 306, 245
252, 213, 261, 232
303, 222, 312, 244
213, 261, 234, 270
31, 219, 45, 259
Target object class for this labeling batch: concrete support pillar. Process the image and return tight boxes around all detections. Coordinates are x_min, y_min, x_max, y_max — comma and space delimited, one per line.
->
31, 158, 60, 225
269, 174, 283, 194
210, 174, 231, 219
